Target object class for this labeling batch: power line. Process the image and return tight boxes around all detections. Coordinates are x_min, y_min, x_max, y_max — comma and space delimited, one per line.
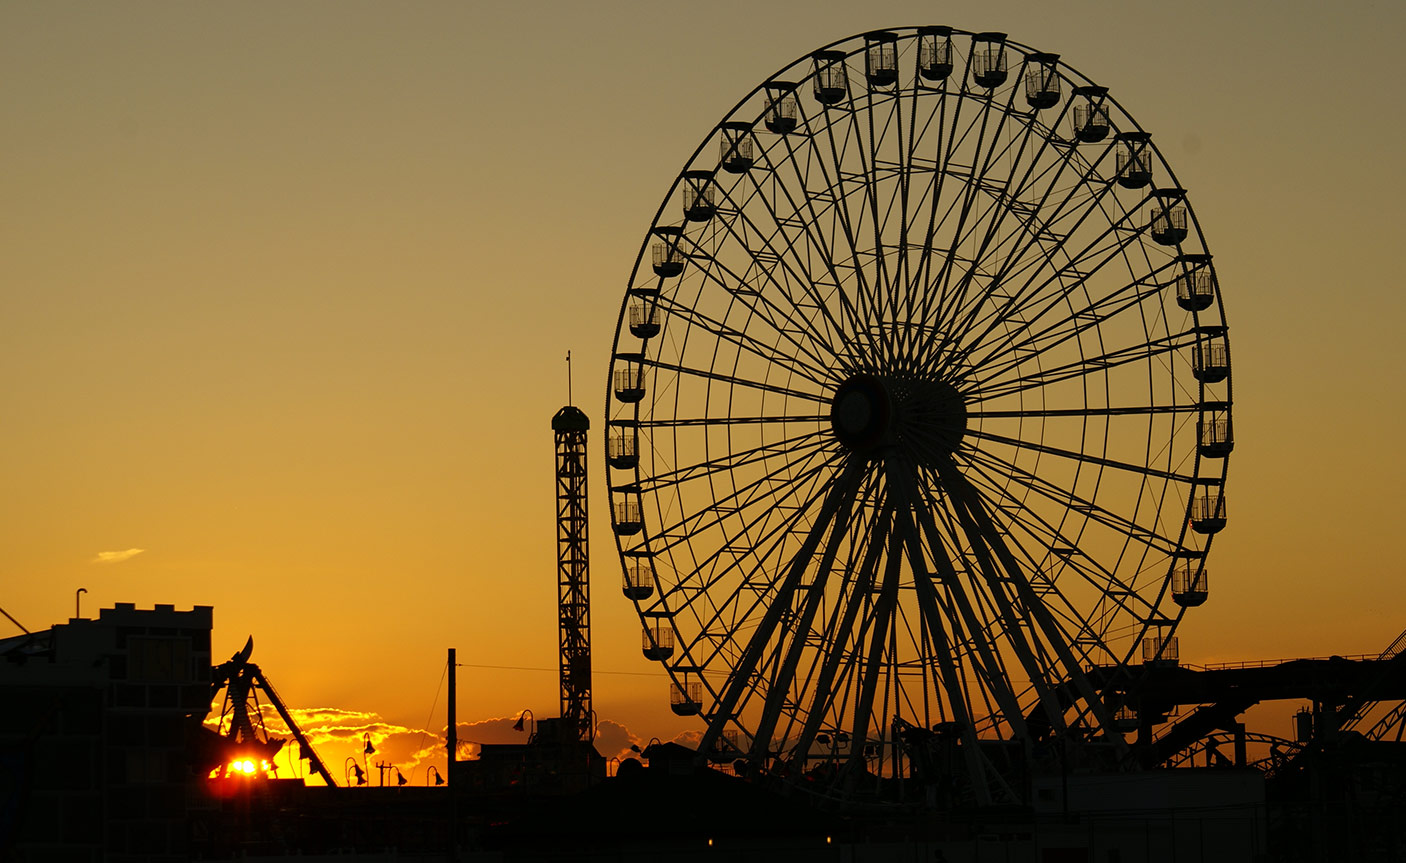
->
456, 662, 660, 678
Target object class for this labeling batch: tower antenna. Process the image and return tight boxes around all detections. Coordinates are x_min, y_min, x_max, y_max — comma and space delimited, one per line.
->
566, 350, 573, 405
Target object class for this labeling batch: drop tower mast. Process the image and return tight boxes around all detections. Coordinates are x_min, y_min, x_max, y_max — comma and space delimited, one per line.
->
552, 352, 592, 743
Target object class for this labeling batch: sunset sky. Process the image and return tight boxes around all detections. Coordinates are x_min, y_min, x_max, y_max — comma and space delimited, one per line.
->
4, 0, 1404, 784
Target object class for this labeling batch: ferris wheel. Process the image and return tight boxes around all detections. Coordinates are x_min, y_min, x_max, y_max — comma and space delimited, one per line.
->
605, 27, 1231, 802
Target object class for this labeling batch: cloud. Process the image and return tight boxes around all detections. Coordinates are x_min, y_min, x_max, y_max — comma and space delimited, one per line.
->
207, 702, 671, 787
92, 548, 145, 564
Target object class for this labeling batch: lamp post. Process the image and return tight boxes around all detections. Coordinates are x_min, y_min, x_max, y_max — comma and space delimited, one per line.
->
344, 756, 366, 787
362, 733, 375, 786
75, 587, 87, 619
512, 709, 535, 740
427, 765, 444, 786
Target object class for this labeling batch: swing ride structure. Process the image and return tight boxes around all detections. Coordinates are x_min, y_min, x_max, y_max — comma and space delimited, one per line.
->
605, 26, 1232, 804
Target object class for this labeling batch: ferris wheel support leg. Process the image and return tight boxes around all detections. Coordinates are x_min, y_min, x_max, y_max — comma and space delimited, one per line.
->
890, 496, 1002, 807
697, 459, 866, 765
942, 465, 1128, 759
748, 465, 865, 767
789, 500, 895, 774
842, 520, 905, 794
888, 463, 1030, 742
927, 471, 1073, 738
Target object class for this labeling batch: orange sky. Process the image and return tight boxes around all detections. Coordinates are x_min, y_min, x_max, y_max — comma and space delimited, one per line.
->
4, 1, 1406, 783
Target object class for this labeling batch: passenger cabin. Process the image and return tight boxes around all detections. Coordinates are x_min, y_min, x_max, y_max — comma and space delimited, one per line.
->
622, 564, 654, 600
614, 498, 643, 536
681, 171, 717, 222
1114, 706, 1140, 733
1172, 561, 1209, 607
1197, 404, 1233, 458
1071, 86, 1110, 143
719, 122, 754, 174
642, 624, 674, 661
813, 51, 848, 105
651, 226, 685, 277
1192, 327, 1229, 383
864, 32, 899, 87
1024, 53, 1060, 109
971, 33, 1008, 88
629, 300, 660, 339
1190, 489, 1226, 535
613, 355, 646, 404
1150, 189, 1189, 246
918, 26, 954, 81
1175, 254, 1216, 312
1115, 131, 1153, 189
607, 431, 638, 470
764, 82, 799, 134
670, 680, 704, 716
1142, 632, 1180, 667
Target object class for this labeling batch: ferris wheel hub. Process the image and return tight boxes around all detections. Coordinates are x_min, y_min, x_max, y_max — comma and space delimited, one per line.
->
830, 373, 967, 459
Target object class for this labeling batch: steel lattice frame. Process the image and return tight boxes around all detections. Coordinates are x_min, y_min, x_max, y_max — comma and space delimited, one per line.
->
553, 406, 593, 743
605, 27, 1232, 802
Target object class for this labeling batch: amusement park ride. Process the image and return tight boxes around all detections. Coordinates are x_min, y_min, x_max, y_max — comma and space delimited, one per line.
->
599, 23, 1405, 819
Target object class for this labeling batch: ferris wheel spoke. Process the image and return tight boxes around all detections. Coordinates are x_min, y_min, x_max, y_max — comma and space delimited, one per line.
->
642, 355, 828, 403
923, 101, 1064, 344
968, 328, 1196, 401
962, 263, 1169, 383
850, 86, 891, 336
633, 426, 831, 499
928, 181, 1129, 376
967, 404, 1198, 420
908, 82, 973, 338
628, 414, 830, 429
956, 446, 1182, 567
787, 97, 884, 360
755, 127, 874, 347
642, 441, 839, 561
926, 143, 1123, 346
654, 290, 837, 390
673, 456, 851, 676
673, 227, 844, 370
923, 76, 1026, 341
944, 189, 1155, 374
964, 423, 1195, 485
711, 167, 868, 354
697, 457, 868, 760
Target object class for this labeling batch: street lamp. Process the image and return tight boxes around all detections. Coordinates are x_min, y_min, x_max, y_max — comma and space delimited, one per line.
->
362, 733, 375, 786
512, 709, 535, 739
343, 757, 366, 787
427, 765, 444, 786
75, 588, 87, 619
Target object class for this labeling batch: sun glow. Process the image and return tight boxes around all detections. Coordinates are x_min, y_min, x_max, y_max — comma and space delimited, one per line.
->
211, 758, 272, 779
